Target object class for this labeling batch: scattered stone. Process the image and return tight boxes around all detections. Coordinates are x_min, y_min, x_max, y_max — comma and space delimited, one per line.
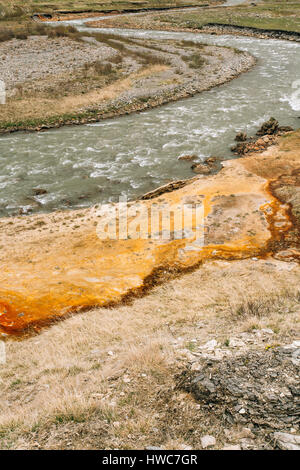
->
179, 347, 300, 432
206, 156, 218, 164
273, 248, 300, 261
278, 125, 294, 133
191, 163, 211, 175
32, 188, 47, 196
90, 348, 101, 355
235, 131, 247, 142
256, 117, 279, 135
200, 435, 216, 449
240, 427, 255, 439
261, 328, 274, 335
229, 337, 245, 348
145, 446, 163, 450
178, 154, 197, 161
240, 438, 257, 450
179, 444, 193, 450
199, 339, 218, 351
191, 362, 202, 371
273, 432, 300, 450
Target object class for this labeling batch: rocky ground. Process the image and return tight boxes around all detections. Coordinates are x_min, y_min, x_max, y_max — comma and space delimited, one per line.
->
0, 35, 115, 94
177, 333, 300, 449
0, 31, 255, 133
0, 126, 299, 448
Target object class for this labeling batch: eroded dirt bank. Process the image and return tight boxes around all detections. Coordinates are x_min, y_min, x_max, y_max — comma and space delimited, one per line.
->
0, 129, 299, 336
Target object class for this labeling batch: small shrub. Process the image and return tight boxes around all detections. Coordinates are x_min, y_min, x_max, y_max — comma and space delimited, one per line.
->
0, 29, 14, 42
110, 54, 123, 64
93, 61, 113, 75
230, 289, 300, 320
185, 53, 206, 69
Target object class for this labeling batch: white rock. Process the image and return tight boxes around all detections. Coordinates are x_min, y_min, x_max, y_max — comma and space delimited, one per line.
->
214, 348, 232, 360
222, 445, 241, 450
261, 328, 274, 335
229, 338, 245, 348
274, 432, 300, 450
180, 349, 196, 361
201, 435, 216, 449
199, 339, 218, 351
241, 428, 255, 439
179, 444, 193, 450
191, 362, 202, 371
91, 348, 101, 355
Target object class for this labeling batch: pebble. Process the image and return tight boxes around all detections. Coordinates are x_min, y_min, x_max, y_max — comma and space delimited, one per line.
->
201, 435, 216, 449
0, 36, 115, 92
199, 339, 218, 351
229, 338, 245, 348
222, 444, 241, 450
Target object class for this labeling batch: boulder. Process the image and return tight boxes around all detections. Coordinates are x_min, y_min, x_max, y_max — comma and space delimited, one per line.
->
32, 188, 47, 196
178, 154, 197, 161
256, 117, 279, 135
191, 163, 211, 175
235, 132, 247, 142
201, 435, 216, 449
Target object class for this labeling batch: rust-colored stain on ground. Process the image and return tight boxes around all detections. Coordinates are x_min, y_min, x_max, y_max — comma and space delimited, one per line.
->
0, 132, 299, 336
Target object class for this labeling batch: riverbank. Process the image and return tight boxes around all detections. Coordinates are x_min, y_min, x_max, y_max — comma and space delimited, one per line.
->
0, 126, 299, 336
0, 1, 221, 21
0, 128, 299, 449
0, 32, 255, 134
87, 1, 300, 41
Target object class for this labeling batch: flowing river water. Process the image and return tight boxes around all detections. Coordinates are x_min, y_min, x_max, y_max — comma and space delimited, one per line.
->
0, 2, 299, 217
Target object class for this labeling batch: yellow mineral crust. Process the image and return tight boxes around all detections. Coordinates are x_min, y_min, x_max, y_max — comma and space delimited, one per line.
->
0, 132, 299, 336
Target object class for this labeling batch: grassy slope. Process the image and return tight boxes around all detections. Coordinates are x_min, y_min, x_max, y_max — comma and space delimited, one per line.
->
154, 0, 300, 33
0, 0, 213, 18
95, 0, 300, 33
0, 259, 299, 449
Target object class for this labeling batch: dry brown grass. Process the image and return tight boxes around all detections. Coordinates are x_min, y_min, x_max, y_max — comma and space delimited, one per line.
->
0, 257, 299, 449
0, 23, 82, 43
1, 64, 169, 122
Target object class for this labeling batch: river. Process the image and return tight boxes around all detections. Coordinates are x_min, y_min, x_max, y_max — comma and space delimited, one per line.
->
0, 1, 299, 216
